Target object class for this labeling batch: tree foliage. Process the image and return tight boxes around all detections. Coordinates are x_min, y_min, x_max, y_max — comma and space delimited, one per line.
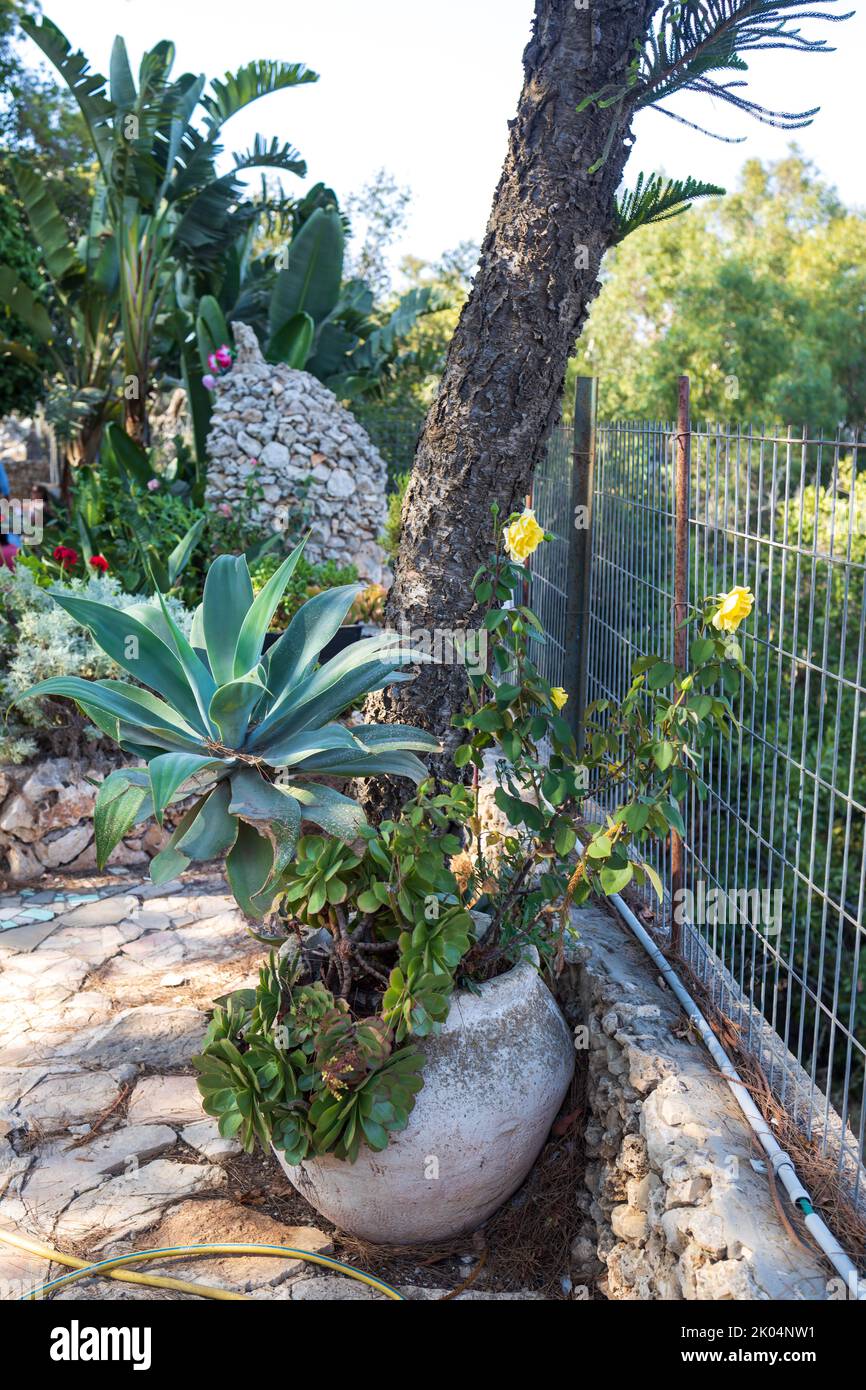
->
570, 152, 866, 432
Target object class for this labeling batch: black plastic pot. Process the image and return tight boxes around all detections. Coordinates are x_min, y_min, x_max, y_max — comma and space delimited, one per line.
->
262, 624, 364, 664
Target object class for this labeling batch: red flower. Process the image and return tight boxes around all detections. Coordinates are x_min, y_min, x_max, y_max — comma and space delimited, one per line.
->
53, 546, 79, 570
89, 554, 110, 573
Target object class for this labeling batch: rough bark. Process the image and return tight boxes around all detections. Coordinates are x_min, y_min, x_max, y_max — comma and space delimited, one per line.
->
361, 0, 657, 815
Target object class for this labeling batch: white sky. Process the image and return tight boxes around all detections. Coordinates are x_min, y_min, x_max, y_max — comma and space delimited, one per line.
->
38, 0, 866, 272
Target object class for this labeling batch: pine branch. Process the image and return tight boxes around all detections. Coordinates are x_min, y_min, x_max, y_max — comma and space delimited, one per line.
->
613, 172, 725, 243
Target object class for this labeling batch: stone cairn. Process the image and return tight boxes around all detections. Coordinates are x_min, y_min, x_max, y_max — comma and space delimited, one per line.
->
205, 323, 389, 584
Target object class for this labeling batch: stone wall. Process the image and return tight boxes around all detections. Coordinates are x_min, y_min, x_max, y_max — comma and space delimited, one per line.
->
0, 758, 181, 884
205, 324, 389, 585
562, 904, 831, 1300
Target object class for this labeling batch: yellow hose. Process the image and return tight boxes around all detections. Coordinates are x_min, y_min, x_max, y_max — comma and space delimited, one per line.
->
0, 1229, 405, 1301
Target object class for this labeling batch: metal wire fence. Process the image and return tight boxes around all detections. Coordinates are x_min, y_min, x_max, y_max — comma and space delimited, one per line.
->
530, 389, 866, 1211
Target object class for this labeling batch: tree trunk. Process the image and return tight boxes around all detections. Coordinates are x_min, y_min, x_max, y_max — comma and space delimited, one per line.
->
361, 0, 656, 813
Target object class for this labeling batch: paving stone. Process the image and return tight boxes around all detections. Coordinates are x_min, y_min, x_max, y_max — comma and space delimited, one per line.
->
54, 1159, 226, 1245
59, 1006, 208, 1069
0, 920, 63, 954
291, 1275, 375, 1300
133, 1199, 333, 1293
52, 1280, 197, 1301
0, 1138, 33, 1200
180, 1119, 240, 1162
0, 1238, 51, 1301
13, 1071, 123, 1130
54, 895, 141, 930
127, 1076, 204, 1127
38, 922, 143, 965
0, 958, 90, 1002
20, 1125, 178, 1216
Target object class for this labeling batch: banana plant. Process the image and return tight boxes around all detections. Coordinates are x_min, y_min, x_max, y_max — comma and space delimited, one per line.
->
19, 538, 439, 918
0, 170, 122, 470
9, 13, 317, 451
263, 206, 445, 398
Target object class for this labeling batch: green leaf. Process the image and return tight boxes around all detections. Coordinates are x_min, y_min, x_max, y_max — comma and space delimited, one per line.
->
202, 555, 255, 686
44, 590, 207, 733
0, 265, 56, 343
93, 770, 149, 870
646, 661, 677, 691
233, 538, 307, 676
177, 781, 238, 861
268, 207, 344, 331
267, 311, 315, 367
209, 669, 267, 748
149, 752, 225, 826
226, 820, 277, 919
643, 861, 665, 902
600, 863, 633, 895
652, 741, 676, 771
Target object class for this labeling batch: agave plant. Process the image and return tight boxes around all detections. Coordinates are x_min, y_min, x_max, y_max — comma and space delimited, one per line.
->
19, 539, 438, 917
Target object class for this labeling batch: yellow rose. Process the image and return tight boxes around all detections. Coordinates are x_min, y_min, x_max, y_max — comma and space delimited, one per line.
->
551, 687, 569, 710
503, 508, 545, 563
712, 585, 753, 633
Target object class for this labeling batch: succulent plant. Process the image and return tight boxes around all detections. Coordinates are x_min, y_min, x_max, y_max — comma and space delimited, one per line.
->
194, 952, 424, 1164
19, 538, 439, 917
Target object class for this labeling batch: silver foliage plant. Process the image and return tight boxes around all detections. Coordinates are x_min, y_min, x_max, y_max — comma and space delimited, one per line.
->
20, 540, 437, 917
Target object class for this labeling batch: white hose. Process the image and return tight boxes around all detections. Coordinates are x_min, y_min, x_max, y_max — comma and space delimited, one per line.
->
576, 852, 865, 1300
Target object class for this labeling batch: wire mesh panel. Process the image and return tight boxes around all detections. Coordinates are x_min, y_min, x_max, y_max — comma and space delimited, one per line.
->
528, 423, 573, 692
533, 404, 866, 1210
352, 408, 425, 493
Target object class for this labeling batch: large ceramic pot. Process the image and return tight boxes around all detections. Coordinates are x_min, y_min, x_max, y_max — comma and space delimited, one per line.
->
273, 952, 575, 1244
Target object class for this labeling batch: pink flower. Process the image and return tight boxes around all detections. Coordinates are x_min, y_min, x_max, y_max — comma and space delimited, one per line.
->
218, 503, 232, 517
215, 344, 233, 368
147, 478, 160, 492
202, 374, 217, 391
207, 352, 219, 372
249, 457, 258, 468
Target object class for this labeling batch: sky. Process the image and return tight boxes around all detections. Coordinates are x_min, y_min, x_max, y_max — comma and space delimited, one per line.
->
36, 0, 866, 277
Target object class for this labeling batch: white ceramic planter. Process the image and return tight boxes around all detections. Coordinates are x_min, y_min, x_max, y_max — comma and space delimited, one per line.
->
274, 953, 574, 1244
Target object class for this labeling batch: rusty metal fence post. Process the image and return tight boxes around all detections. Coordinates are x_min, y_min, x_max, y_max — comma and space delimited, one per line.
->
670, 375, 691, 952
566, 376, 598, 752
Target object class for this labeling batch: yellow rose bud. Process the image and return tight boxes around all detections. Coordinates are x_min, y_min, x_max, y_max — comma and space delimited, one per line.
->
503, 507, 546, 564
551, 687, 569, 710
711, 585, 753, 633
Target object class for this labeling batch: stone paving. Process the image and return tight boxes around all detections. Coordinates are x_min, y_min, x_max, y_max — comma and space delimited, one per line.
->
0, 869, 534, 1301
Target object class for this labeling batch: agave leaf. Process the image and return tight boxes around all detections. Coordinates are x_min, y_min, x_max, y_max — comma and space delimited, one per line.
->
44, 591, 208, 733
253, 724, 364, 768
93, 769, 149, 870
167, 515, 207, 588
203, 555, 254, 686
19, 677, 202, 747
226, 819, 280, 918
149, 751, 229, 826
177, 780, 238, 861
233, 538, 307, 677
249, 657, 418, 752
287, 749, 430, 784
261, 583, 363, 701
148, 792, 212, 884
259, 629, 413, 730
150, 591, 218, 734
284, 782, 367, 842
227, 766, 301, 884
351, 724, 442, 753
209, 668, 267, 748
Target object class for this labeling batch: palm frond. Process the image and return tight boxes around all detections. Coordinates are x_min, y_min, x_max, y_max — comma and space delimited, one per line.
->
613, 172, 725, 243
232, 135, 307, 179
200, 61, 318, 131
